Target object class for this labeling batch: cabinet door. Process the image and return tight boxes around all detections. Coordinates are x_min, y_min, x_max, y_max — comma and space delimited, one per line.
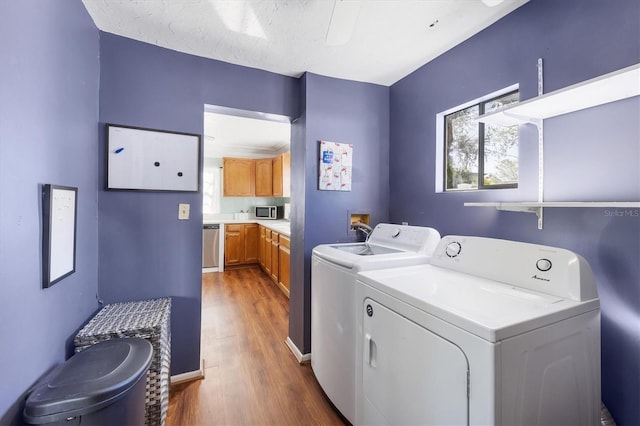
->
270, 231, 279, 283
264, 229, 272, 275
273, 153, 291, 197
243, 223, 259, 264
279, 235, 290, 295
258, 225, 266, 270
224, 224, 242, 266
255, 158, 273, 197
223, 157, 255, 196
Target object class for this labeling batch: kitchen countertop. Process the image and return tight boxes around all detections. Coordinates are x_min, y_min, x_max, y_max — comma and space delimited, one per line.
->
203, 218, 291, 237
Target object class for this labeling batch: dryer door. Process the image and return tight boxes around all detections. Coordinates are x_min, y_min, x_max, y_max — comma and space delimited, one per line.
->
362, 298, 469, 425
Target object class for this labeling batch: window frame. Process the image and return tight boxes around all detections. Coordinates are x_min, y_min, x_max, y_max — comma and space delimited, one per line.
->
435, 84, 519, 193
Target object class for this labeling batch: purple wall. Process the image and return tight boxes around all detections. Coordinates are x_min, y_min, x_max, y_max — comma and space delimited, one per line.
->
0, 1, 100, 422
290, 73, 390, 352
97, 33, 299, 375
389, 0, 640, 424
2, 0, 636, 423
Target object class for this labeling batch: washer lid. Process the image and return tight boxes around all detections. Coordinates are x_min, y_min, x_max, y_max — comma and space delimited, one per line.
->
358, 264, 600, 342
329, 243, 403, 256
313, 243, 432, 271
312, 224, 441, 269
24, 338, 153, 423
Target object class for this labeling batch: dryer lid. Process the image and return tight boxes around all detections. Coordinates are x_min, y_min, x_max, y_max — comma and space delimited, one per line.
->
358, 264, 600, 342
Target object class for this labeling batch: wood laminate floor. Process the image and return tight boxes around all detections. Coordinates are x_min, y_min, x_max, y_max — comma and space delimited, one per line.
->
167, 266, 347, 426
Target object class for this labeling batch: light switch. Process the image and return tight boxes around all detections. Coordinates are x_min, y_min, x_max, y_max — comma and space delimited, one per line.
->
178, 203, 190, 220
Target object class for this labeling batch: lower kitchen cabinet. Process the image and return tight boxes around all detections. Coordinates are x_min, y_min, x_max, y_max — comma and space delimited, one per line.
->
270, 231, 279, 283
258, 225, 290, 298
244, 223, 259, 263
225, 223, 259, 267
264, 228, 272, 276
258, 225, 266, 269
278, 235, 290, 296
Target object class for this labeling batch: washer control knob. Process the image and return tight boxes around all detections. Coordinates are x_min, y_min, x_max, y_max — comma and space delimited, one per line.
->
392, 229, 401, 238
536, 258, 552, 272
445, 241, 462, 258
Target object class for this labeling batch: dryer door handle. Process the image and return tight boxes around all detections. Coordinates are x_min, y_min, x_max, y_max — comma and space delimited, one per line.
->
365, 333, 377, 367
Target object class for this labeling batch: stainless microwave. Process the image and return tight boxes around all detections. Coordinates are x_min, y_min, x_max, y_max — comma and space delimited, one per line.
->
255, 205, 283, 220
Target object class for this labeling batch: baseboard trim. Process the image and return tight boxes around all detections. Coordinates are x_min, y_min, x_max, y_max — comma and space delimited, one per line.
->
170, 359, 205, 385
285, 337, 311, 364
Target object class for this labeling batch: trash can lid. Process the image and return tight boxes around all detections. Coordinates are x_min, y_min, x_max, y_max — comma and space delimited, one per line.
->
24, 338, 153, 424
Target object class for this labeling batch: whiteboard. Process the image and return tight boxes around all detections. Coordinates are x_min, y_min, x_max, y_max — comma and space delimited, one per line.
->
42, 185, 77, 288
107, 124, 201, 191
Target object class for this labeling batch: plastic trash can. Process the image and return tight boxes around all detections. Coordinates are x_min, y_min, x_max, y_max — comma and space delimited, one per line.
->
24, 338, 153, 426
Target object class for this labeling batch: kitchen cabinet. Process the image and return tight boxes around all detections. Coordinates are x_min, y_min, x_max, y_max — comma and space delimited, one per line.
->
244, 223, 259, 263
258, 224, 290, 298
258, 225, 266, 269
223, 157, 255, 197
223, 154, 290, 197
224, 223, 259, 266
264, 228, 272, 276
270, 231, 279, 283
255, 158, 273, 197
272, 153, 291, 197
278, 235, 290, 296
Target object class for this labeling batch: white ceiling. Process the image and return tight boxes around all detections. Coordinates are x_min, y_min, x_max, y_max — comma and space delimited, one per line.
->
82, 0, 528, 86
204, 112, 290, 158
82, 0, 529, 157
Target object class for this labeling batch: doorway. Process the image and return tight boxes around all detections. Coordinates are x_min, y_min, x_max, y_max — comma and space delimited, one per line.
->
200, 103, 293, 367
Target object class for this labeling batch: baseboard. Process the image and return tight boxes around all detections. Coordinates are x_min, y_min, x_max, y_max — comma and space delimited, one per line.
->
285, 337, 311, 364
170, 359, 205, 385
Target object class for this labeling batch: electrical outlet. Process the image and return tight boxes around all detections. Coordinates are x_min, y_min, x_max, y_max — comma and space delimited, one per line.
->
178, 203, 190, 220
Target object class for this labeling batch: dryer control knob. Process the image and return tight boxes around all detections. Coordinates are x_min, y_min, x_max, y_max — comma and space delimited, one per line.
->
536, 258, 552, 272
392, 229, 401, 238
445, 241, 462, 258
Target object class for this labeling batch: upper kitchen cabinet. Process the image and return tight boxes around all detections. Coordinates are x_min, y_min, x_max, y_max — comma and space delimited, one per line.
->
223, 157, 255, 196
255, 158, 274, 197
273, 153, 291, 197
223, 154, 290, 197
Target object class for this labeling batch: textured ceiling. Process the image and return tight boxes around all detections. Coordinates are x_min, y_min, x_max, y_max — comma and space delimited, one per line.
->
82, 0, 529, 86
83, 0, 529, 156
204, 112, 290, 158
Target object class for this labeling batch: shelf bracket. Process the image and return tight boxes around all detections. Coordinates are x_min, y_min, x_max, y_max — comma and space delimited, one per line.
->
534, 57, 545, 230
532, 118, 544, 230
494, 204, 543, 229
501, 111, 535, 124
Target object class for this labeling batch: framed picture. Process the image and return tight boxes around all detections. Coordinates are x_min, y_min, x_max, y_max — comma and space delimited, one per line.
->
106, 123, 201, 192
319, 140, 353, 191
42, 184, 78, 288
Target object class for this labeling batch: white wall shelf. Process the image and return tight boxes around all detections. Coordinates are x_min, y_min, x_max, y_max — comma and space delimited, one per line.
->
469, 62, 640, 229
465, 202, 640, 222
478, 63, 640, 126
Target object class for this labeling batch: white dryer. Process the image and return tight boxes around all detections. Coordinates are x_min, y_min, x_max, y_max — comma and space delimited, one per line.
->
356, 235, 601, 426
311, 224, 441, 424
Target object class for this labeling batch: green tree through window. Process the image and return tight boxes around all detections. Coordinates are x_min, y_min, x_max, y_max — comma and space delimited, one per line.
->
445, 91, 519, 190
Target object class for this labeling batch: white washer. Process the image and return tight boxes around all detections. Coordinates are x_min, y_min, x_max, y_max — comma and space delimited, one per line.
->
356, 235, 601, 426
311, 224, 441, 424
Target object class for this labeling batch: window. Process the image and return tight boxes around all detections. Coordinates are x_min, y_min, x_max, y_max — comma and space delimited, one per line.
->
443, 90, 519, 191
203, 161, 221, 214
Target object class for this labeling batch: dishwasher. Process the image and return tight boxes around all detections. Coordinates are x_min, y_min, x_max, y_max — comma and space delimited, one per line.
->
203, 224, 220, 268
